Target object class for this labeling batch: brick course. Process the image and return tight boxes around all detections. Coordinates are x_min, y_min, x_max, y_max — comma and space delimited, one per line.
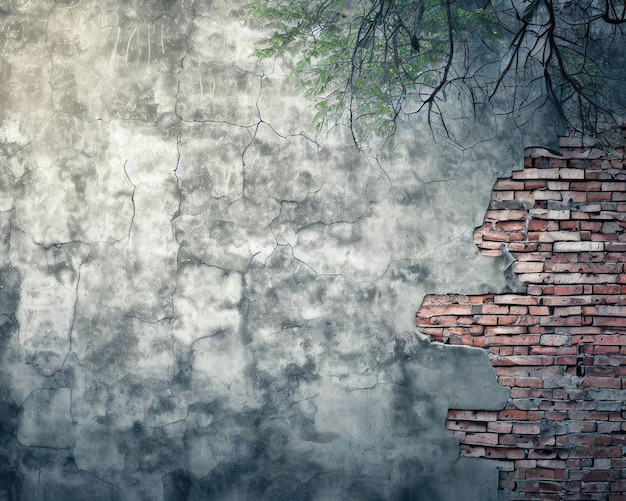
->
417, 136, 626, 499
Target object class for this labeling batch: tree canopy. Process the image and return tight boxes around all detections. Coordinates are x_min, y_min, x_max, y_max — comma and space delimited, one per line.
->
247, 0, 626, 143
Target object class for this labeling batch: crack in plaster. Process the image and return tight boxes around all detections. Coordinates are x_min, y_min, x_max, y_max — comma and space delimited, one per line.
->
382, 220, 475, 278
142, 393, 189, 430
169, 132, 184, 332
58, 262, 82, 377
122, 160, 136, 241
101, 305, 175, 326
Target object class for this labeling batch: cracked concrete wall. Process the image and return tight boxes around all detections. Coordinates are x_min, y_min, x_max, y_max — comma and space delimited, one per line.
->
0, 1, 555, 499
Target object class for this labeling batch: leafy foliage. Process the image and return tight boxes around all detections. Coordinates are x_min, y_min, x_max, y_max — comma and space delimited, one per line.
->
247, 0, 626, 142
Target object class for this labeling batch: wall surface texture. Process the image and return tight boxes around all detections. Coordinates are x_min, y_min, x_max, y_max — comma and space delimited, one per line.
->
417, 137, 626, 500
0, 1, 563, 500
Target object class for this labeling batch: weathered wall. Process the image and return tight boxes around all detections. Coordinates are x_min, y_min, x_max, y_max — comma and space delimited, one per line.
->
0, 1, 557, 499
417, 137, 626, 500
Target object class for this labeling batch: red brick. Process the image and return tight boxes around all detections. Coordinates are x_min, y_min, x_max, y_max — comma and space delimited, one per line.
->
537, 460, 566, 471
515, 377, 543, 387
474, 315, 499, 325
427, 315, 468, 326
421, 294, 457, 304
493, 294, 540, 305
566, 459, 581, 468
518, 480, 562, 492
492, 355, 555, 366
609, 481, 626, 492
504, 448, 525, 459
591, 345, 620, 355
473, 411, 500, 421
418, 304, 474, 316
569, 435, 597, 445
553, 285, 584, 295
582, 470, 618, 482
498, 409, 528, 420
602, 181, 626, 191
545, 411, 568, 421
539, 316, 582, 327
587, 191, 612, 201
484, 209, 527, 221
479, 447, 509, 459
446, 420, 487, 432
487, 421, 513, 433
513, 168, 560, 180
513, 422, 541, 434
498, 433, 519, 445
526, 468, 557, 480
570, 446, 622, 458
559, 168, 586, 179
464, 432, 499, 446
533, 190, 562, 201
527, 284, 548, 295
496, 366, 563, 377
481, 303, 510, 314
582, 377, 621, 389
591, 233, 619, 242
496, 221, 527, 232
554, 305, 583, 316
530, 346, 557, 356
459, 444, 486, 457
581, 482, 610, 493
507, 242, 539, 252
594, 317, 626, 327
417, 149, 626, 497
512, 261, 545, 273
529, 219, 549, 231
479, 229, 514, 243
515, 460, 538, 469
571, 181, 601, 190
489, 190, 515, 201
550, 263, 622, 274
526, 180, 550, 189
554, 272, 618, 284
447, 410, 478, 420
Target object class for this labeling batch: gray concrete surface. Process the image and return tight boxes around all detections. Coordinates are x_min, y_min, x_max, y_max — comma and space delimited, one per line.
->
0, 0, 557, 499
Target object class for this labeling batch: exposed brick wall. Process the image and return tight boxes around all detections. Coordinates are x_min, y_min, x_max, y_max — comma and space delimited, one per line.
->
416, 136, 626, 500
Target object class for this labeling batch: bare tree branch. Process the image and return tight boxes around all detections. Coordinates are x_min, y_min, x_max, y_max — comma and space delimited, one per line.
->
247, 0, 626, 142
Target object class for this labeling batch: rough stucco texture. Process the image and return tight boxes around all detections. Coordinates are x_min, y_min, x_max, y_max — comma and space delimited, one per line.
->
0, 1, 549, 499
